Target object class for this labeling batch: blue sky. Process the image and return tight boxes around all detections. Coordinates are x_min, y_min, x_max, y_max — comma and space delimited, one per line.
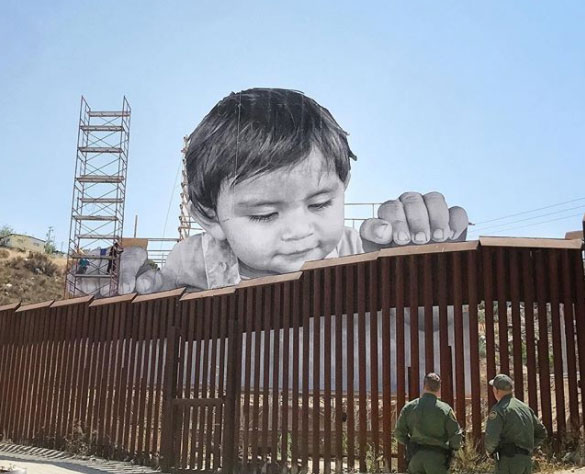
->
1, 0, 584, 249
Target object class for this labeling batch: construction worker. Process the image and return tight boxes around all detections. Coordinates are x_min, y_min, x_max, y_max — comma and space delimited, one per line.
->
395, 373, 462, 474
485, 374, 547, 474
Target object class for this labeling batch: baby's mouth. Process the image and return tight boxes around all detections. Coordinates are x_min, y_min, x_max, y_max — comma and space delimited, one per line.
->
280, 248, 314, 258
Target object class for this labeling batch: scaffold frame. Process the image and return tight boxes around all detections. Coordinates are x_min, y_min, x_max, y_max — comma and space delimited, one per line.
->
65, 96, 131, 298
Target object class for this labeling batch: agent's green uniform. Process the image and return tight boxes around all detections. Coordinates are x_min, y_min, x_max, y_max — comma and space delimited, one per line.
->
395, 393, 462, 474
485, 394, 547, 474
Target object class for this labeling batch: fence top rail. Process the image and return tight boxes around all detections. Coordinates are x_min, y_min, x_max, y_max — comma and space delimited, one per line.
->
52, 294, 93, 308
15, 299, 53, 313
0, 302, 20, 312
132, 286, 185, 303
301, 251, 378, 270
180, 285, 236, 301
479, 236, 583, 249
236, 270, 303, 288
89, 292, 136, 307
379, 240, 479, 257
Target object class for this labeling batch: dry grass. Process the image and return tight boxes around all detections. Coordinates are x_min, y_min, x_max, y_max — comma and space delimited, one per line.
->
0, 248, 66, 306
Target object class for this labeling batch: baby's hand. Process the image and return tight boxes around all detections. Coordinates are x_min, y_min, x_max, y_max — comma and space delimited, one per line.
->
359, 191, 468, 250
119, 246, 150, 294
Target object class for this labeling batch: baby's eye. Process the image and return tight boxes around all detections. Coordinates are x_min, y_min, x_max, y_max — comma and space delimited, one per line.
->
249, 212, 278, 223
309, 200, 333, 210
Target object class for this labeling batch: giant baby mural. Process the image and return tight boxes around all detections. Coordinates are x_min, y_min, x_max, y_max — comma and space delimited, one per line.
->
111, 88, 468, 295
73, 88, 471, 392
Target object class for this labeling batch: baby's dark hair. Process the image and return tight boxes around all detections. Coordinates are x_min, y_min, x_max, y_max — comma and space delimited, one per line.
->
185, 88, 356, 218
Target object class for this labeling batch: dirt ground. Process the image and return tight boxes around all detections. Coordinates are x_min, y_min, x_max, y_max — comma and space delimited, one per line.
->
0, 443, 157, 474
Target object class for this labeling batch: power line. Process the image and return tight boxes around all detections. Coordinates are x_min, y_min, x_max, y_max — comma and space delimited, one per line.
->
469, 204, 585, 234
471, 197, 585, 228
476, 212, 584, 236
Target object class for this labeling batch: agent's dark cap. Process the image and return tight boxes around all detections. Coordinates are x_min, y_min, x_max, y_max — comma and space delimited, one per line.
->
489, 374, 514, 391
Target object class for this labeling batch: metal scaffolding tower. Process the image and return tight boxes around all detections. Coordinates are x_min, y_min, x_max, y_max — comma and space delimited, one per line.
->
66, 96, 131, 298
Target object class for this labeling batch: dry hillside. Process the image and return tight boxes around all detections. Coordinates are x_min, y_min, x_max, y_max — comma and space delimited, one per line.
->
0, 247, 67, 306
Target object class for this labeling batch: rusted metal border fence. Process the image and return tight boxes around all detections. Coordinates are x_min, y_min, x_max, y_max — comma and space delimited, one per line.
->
0, 237, 584, 473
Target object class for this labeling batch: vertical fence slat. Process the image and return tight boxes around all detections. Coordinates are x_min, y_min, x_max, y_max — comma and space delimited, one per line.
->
180, 300, 194, 468
522, 249, 539, 412
452, 252, 465, 428
281, 282, 291, 466
197, 297, 212, 469
271, 285, 281, 466
205, 297, 219, 470
251, 288, 262, 467
115, 301, 132, 452
302, 276, 310, 469
437, 253, 452, 408
408, 256, 420, 400
496, 248, 510, 374
560, 250, 580, 432
571, 248, 585, 429
313, 271, 322, 473
423, 254, 434, 374
380, 257, 392, 470
395, 256, 406, 472
261, 287, 271, 464
24, 307, 41, 442
482, 248, 497, 408
291, 280, 301, 468
242, 291, 253, 464
535, 250, 553, 435
548, 251, 566, 438
346, 264, 356, 471
190, 300, 204, 468
509, 250, 524, 401
215, 295, 228, 470
0, 307, 15, 433
357, 263, 367, 473
323, 268, 332, 474
369, 260, 379, 460
123, 301, 139, 453
334, 266, 343, 472
467, 250, 482, 443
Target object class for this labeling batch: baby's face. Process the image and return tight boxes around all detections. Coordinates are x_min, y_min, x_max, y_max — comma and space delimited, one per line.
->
214, 148, 346, 277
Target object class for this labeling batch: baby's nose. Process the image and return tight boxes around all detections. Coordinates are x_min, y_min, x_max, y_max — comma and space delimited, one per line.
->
281, 215, 313, 241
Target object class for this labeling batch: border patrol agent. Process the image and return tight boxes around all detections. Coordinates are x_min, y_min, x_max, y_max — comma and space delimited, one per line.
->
395, 373, 462, 474
485, 374, 547, 474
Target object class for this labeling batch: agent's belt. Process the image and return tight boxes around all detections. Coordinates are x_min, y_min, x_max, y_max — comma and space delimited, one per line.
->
416, 444, 451, 455
497, 443, 531, 457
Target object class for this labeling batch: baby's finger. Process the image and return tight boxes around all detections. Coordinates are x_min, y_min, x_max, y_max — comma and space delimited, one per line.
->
423, 192, 451, 242
448, 206, 469, 241
136, 269, 161, 294
391, 220, 412, 246
119, 274, 136, 295
378, 200, 411, 245
378, 199, 406, 223
399, 192, 430, 244
360, 218, 393, 245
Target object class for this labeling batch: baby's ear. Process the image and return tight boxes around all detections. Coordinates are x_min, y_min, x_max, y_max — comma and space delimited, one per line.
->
188, 201, 227, 241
